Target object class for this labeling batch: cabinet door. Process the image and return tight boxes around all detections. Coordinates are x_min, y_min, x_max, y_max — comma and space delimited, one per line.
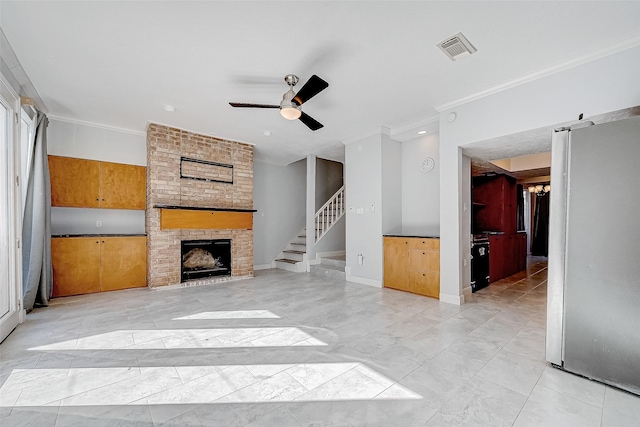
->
383, 238, 410, 291
100, 237, 147, 291
409, 271, 440, 298
489, 235, 505, 283
504, 235, 517, 277
52, 237, 101, 297
100, 162, 146, 210
518, 233, 527, 271
409, 248, 440, 271
49, 156, 100, 208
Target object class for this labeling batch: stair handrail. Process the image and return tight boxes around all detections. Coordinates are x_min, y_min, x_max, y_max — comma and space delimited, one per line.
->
315, 186, 345, 242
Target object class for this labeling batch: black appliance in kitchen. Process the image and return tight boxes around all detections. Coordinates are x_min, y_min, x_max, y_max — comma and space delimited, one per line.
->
470, 234, 490, 292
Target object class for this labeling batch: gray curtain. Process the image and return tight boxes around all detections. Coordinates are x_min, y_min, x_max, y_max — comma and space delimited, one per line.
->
22, 112, 51, 311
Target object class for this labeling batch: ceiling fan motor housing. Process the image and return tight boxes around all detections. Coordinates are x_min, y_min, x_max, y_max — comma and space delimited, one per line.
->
280, 88, 301, 119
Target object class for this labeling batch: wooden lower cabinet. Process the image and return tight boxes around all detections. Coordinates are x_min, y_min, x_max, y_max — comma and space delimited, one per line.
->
52, 236, 147, 297
382, 237, 410, 291
409, 270, 440, 299
489, 232, 527, 283
100, 237, 147, 291
384, 236, 440, 299
51, 237, 102, 297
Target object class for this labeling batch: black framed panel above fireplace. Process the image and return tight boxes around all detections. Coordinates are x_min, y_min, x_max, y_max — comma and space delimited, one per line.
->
181, 239, 231, 282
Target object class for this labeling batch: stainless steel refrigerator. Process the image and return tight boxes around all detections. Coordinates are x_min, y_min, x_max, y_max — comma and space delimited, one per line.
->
547, 114, 640, 396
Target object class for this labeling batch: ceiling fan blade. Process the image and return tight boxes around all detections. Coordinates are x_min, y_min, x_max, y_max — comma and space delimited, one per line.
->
299, 111, 324, 131
229, 102, 279, 108
293, 75, 329, 106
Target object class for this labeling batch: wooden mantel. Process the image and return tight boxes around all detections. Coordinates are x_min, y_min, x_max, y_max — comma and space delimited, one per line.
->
155, 205, 256, 230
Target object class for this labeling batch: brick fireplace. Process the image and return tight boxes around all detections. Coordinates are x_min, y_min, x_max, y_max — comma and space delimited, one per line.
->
146, 123, 254, 288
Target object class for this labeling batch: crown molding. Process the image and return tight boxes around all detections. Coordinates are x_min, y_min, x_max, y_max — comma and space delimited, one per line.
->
48, 114, 146, 136
435, 34, 640, 112
390, 115, 440, 141
342, 126, 391, 145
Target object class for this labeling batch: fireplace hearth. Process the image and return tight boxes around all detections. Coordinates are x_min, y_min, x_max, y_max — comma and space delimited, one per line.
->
181, 239, 231, 282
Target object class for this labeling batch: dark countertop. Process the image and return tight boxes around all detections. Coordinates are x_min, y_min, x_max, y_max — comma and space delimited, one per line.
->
52, 234, 146, 238
154, 204, 257, 213
384, 234, 440, 239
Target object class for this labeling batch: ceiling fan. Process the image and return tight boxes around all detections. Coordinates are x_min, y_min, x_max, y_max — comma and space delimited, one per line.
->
229, 74, 329, 131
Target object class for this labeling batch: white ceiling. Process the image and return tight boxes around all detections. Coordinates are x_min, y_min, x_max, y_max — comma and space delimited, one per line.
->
2, 1, 640, 164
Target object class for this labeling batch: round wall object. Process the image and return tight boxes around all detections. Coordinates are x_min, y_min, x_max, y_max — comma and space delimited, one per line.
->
421, 157, 435, 173
447, 112, 457, 122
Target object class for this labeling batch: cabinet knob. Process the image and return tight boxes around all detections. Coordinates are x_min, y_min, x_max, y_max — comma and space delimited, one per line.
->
422, 273, 425, 276
96, 198, 99, 201
101, 198, 105, 201
423, 252, 425, 255
96, 241, 99, 244
102, 240, 105, 243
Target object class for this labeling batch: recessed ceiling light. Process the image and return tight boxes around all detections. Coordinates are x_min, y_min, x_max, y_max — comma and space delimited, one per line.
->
163, 104, 175, 112
417, 130, 427, 135
264, 131, 272, 136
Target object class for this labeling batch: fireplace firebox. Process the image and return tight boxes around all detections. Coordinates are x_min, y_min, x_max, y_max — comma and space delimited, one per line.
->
181, 239, 231, 282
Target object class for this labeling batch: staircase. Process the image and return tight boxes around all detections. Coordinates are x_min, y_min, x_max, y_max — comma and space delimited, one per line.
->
274, 229, 307, 272
274, 186, 345, 273
309, 255, 346, 280
315, 186, 345, 242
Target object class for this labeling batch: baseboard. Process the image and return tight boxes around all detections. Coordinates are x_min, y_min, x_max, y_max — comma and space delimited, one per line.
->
345, 267, 382, 288
439, 292, 464, 305
462, 285, 473, 302
253, 264, 273, 271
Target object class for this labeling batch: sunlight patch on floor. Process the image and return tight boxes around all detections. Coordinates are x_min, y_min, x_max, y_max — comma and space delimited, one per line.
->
28, 327, 326, 350
0, 363, 421, 407
172, 310, 281, 320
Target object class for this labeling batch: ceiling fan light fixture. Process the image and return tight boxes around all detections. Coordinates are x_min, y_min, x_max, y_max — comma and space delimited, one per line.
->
280, 106, 302, 120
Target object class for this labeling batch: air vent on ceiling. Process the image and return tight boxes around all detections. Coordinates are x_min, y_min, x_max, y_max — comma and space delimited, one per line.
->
437, 32, 477, 61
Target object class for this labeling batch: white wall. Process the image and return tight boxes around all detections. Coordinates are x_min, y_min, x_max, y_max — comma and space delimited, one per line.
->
47, 119, 147, 235
315, 157, 343, 210
401, 133, 440, 236
253, 159, 306, 267
439, 45, 640, 304
48, 119, 146, 165
381, 133, 402, 235
344, 129, 402, 286
345, 133, 383, 284
314, 216, 345, 255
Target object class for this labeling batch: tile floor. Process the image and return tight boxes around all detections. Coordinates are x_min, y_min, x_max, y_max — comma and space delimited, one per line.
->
1, 259, 639, 426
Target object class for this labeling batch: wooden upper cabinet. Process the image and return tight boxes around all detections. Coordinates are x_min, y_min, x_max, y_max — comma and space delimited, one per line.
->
100, 162, 146, 210
473, 175, 517, 234
48, 155, 146, 210
49, 156, 101, 208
